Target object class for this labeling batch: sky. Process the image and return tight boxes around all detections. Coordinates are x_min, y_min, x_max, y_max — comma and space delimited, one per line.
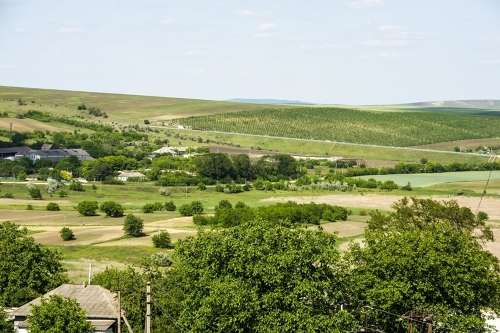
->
1, 0, 500, 104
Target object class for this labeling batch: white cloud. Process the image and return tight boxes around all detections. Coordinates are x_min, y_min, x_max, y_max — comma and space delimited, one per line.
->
258, 23, 276, 32
58, 26, 83, 33
350, 0, 384, 9
237, 9, 256, 17
253, 32, 273, 39
159, 17, 175, 25
362, 25, 424, 48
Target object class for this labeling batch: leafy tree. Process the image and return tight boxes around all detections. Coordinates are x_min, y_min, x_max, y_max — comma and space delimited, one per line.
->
160, 218, 358, 332
59, 227, 75, 241
27, 185, 42, 200
232, 154, 253, 180
0, 222, 67, 307
123, 214, 144, 237
190, 201, 204, 214
194, 153, 235, 180
348, 198, 500, 331
178, 204, 193, 216
46, 202, 60, 211
55, 156, 81, 176
68, 180, 84, 192
216, 199, 232, 210
76, 201, 98, 216
99, 201, 124, 217
0, 306, 13, 333
28, 295, 93, 333
164, 201, 176, 211
152, 231, 172, 248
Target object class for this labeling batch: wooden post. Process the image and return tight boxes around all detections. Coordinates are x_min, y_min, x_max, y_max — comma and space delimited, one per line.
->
118, 291, 121, 333
146, 282, 151, 333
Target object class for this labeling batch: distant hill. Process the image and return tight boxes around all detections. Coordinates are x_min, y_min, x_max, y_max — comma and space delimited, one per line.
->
229, 98, 314, 105
400, 100, 500, 110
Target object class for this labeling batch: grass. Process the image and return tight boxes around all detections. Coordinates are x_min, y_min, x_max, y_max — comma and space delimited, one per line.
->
0, 85, 287, 123
357, 171, 500, 187
164, 128, 489, 164
177, 107, 500, 147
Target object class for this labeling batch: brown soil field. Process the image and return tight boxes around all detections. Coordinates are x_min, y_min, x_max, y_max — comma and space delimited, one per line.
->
262, 194, 500, 220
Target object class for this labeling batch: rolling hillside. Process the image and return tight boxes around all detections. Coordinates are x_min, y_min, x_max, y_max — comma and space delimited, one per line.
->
177, 107, 500, 147
0, 86, 286, 123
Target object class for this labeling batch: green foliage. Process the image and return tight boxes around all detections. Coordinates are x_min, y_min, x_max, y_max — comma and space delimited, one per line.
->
27, 185, 42, 200
164, 219, 358, 332
0, 307, 13, 333
142, 202, 163, 214
179, 107, 500, 146
164, 201, 176, 211
46, 202, 60, 211
123, 214, 144, 237
99, 201, 124, 217
179, 201, 204, 216
68, 180, 84, 192
0, 222, 67, 307
348, 198, 500, 331
81, 156, 138, 181
76, 201, 98, 216
152, 231, 172, 248
28, 295, 93, 333
59, 227, 75, 241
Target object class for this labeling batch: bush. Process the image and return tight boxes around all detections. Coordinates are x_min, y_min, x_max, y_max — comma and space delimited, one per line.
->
215, 184, 224, 192
142, 203, 156, 213
193, 214, 213, 225
380, 180, 399, 191
27, 186, 42, 200
76, 201, 98, 216
152, 231, 172, 248
123, 214, 144, 237
101, 177, 125, 185
217, 200, 232, 210
401, 182, 413, 191
179, 204, 193, 216
191, 201, 204, 214
60, 227, 75, 241
164, 201, 176, 211
58, 190, 68, 197
197, 183, 207, 191
46, 202, 60, 211
68, 180, 85, 192
100, 201, 124, 217
26, 204, 33, 210
1, 192, 14, 198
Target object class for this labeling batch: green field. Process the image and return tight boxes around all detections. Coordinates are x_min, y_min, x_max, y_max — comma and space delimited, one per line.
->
177, 107, 500, 146
0, 85, 286, 123
358, 171, 500, 187
165, 128, 489, 164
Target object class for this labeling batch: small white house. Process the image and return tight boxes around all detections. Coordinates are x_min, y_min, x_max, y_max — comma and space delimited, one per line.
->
12, 284, 120, 333
116, 171, 146, 182
151, 146, 188, 157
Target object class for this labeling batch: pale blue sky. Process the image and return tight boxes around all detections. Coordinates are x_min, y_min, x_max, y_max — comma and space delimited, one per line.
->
1, 0, 500, 104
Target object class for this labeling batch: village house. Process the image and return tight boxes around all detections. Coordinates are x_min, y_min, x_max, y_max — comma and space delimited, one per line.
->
0, 145, 93, 162
150, 146, 189, 157
116, 170, 146, 182
0, 146, 32, 160
11, 284, 121, 333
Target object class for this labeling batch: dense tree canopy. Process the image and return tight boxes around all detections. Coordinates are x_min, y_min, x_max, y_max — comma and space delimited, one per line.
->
348, 198, 500, 332
162, 219, 358, 332
0, 223, 67, 307
28, 295, 93, 333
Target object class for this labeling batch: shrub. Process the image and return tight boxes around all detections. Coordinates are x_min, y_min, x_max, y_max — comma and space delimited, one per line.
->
100, 201, 124, 217
380, 180, 399, 191
142, 203, 155, 213
179, 204, 193, 216
69, 180, 85, 192
2, 192, 14, 198
217, 200, 232, 210
101, 177, 125, 185
46, 202, 60, 211
191, 201, 204, 214
401, 182, 413, 191
235, 201, 247, 209
76, 201, 98, 216
60, 227, 75, 241
58, 190, 68, 197
193, 214, 213, 225
27, 186, 42, 200
197, 183, 207, 191
26, 204, 33, 210
123, 214, 144, 237
147, 253, 172, 267
152, 231, 172, 248
215, 184, 224, 192
164, 201, 176, 211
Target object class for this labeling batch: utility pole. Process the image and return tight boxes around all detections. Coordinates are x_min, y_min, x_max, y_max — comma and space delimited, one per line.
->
118, 291, 121, 333
88, 263, 92, 285
145, 282, 151, 333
